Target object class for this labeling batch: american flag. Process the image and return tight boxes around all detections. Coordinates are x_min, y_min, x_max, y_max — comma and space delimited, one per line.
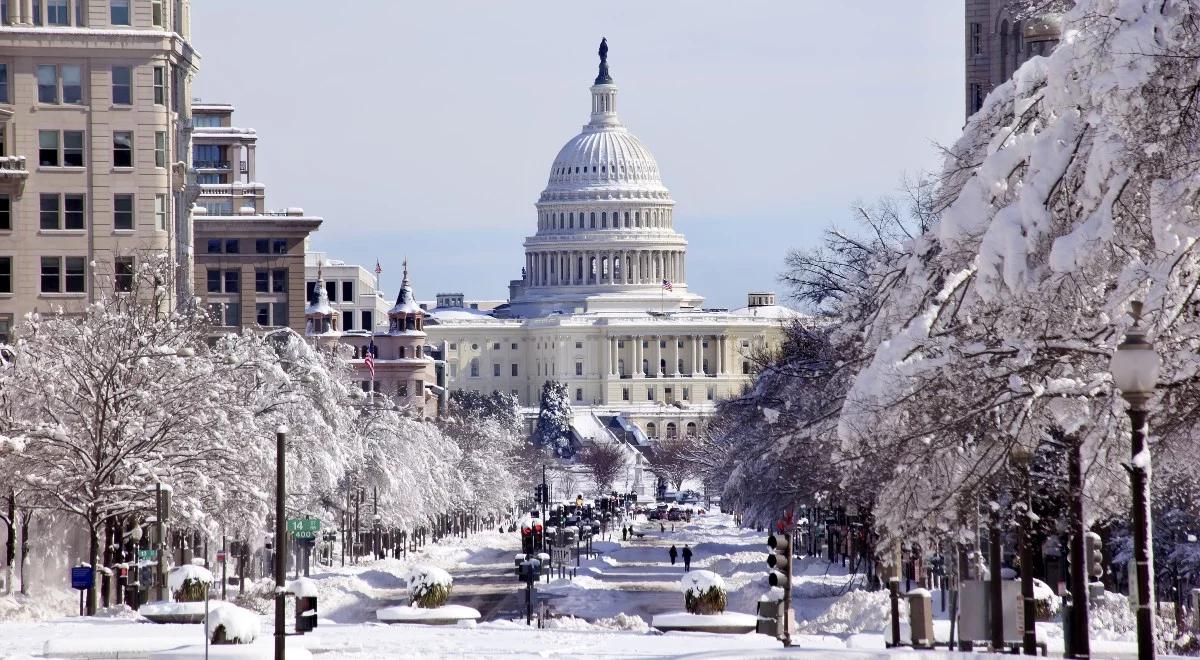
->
364, 340, 376, 376
661, 279, 673, 291
374, 260, 382, 277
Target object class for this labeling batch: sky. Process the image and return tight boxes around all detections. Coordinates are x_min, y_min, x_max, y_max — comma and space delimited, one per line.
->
191, 1, 964, 309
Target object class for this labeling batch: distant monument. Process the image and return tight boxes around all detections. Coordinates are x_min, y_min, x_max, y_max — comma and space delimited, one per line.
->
595, 37, 613, 85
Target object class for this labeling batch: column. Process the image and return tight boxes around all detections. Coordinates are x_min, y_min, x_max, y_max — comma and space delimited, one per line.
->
653, 335, 662, 377
692, 336, 700, 375
718, 336, 727, 374
680, 253, 685, 284
633, 336, 643, 376
671, 336, 680, 376
609, 337, 617, 375
246, 143, 257, 183
608, 251, 615, 284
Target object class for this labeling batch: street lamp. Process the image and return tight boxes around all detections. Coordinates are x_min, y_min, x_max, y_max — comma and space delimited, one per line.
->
1109, 300, 1160, 660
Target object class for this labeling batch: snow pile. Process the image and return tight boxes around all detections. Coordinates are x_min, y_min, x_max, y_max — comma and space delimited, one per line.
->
0, 589, 77, 621
376, 604, 480, 623
167, 564, 214, 593
679, 570, 725, 595
1088, 590, 1136, 640
796, 588, 906, 635
540, 613, 650, 632
288, 577, 318, 598
205, 602, 260, 644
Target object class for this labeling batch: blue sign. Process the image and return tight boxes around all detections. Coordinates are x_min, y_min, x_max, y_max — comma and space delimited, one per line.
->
70, 566, 93, 591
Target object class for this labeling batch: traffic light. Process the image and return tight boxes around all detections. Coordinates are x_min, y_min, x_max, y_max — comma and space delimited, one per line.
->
533, 521, 544, 550
767, 532, 790, 588
1085, 531, 1104, 580
521, 521, 534, 554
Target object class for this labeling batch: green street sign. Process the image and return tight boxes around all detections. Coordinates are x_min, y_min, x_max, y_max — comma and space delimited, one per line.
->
287, 518, 320, 536
137, 549, 157, 561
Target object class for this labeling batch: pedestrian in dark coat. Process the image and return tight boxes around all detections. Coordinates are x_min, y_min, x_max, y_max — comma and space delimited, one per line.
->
682, 545, 693, 572
669, 545, 678, 565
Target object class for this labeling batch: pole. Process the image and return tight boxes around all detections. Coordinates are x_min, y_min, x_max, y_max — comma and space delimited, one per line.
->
1068, 433, 1091, 659
782, 526, 793, 647
989, 508, 1003, 652
274, 428, 286, 660
221, 535, 227, 601
1018, 463, 1036, 655
1128, 402, 1156, 660
156, 483, 165, 603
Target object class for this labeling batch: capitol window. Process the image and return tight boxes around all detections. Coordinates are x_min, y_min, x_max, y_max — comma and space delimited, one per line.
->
590, 213, 595, 228
493, 363, 501, 377
469, 358, 479, 377
493, 342, 500, 350
575, 388, 583, 402
511, 343, 518, 350
575, 342, 582, 349
621, 388, 629, 401
471, 343, 478, 350
449, 343, 457, 350
575, 361, 583, 376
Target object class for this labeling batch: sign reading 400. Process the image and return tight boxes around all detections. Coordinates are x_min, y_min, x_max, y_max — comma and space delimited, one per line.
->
287, 518, 321, 539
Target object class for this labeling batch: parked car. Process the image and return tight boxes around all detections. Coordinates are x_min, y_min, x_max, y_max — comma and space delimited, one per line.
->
666, 509, 682, 522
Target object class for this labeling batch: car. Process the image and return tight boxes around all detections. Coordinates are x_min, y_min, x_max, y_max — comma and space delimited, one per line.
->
667, 509, 682, 521
648, 510, 664, 521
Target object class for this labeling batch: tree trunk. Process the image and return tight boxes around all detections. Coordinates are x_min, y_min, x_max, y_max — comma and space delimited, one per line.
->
3, 490, 14, 596
18, 509, 31, 596
87, 517, 101, 615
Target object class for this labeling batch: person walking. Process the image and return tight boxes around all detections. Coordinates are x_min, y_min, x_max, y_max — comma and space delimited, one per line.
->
622, 526, 628, 542
660, 522, 666, 533
669, 545, 678, 566
682, 544, 693, 572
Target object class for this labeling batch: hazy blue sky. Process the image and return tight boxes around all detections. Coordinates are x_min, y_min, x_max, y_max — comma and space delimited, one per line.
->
191, 1, 964, 309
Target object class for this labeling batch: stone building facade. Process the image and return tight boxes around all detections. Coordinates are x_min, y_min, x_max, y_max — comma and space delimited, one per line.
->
0, 0, 199, 343
965, 0, 1063, 118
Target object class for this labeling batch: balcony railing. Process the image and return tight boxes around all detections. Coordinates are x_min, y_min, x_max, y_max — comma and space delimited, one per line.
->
193, 160, 231, 170
0, 156, 29, 178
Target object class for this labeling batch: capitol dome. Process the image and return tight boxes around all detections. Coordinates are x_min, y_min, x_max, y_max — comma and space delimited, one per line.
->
506, 39, 704, 318
543, 127, 667, 196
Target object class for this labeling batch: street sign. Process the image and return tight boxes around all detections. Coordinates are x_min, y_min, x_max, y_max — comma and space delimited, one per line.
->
287, 518, 321, 539
216, 551, 227, 563
137, 549, 157, 561
70, 566, 93, 591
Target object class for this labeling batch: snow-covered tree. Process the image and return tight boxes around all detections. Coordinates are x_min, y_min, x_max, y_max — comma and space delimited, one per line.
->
533, 380, 573, 457
577, 442, 624, 495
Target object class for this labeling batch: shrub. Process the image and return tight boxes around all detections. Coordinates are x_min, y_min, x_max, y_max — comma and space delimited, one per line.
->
408, 565, 453, 609
167, 564, 214, 603
680, 570, 727, 615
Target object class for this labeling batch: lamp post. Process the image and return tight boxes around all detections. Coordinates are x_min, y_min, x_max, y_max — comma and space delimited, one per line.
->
1011, 443, 1037, 656
1109, 301, 1161, 660
274, 425, 287, 660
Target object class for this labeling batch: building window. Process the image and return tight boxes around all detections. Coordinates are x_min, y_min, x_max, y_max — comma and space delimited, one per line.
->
361, 310, 373, 330
151, 0, 163, 26
38, 130, 59, 166
575, 361, 583, 376
575, 341, 583, 349
682, 386, 690, 400
0, 257, 10, 294
273, 239, 287, 254
40, 194, 85, 230
493, 342, 500, 350
0, 196, 10, 230
41, 256, 85, 293
493, 363, 501, 377
469, 357, 479, 377
342, 280, 354, 302
707, 386, 715, 401
32, 0, 41, 25
254, 270, 268, 293
61, 65, 82, 104
575, 388, 583, 402
0, 315, 10, 345
46, 0, 67, 25
154, 194, 167, 230
114, 256, 134, 292
36, 65, 55, 102
154, 132, 167, 167
511, 363, 518, 377
970, 83, 985, 114
111, 66, 132, 104
255, 238, 269, 254
647, 387, 655, 401
970, 22, 982, 56
110, 0, 129, 25
152, 66, 165, 105
742, 361, 751, 375
113, 194, 134, 230
449, 362, 458, 378
511, 343, 518, 350
254, 302, 285, 327
271, 269, 286, 293
325, 280, 336, 302
0, 64, 8, 103
207, 269, 238, 293
113, 131, 133, 167
449, 342, 457, 350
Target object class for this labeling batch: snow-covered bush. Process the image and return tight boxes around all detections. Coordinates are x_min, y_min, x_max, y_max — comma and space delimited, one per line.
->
206, 602, 260, 644
680, 571, 726, 615
168, 565, 214, 603
407, 565, 452, 608
1032, 578, 1060, 621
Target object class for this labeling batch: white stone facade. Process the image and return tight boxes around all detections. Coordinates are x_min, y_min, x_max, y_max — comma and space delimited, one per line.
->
425, 45, 800, 439
304, 251, 390, 334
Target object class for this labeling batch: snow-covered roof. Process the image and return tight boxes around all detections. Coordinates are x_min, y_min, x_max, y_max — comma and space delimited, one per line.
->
726, 304, 803, 320
305, 269, 334, 317
389, 261, 423, 316
428, 307, 493, 320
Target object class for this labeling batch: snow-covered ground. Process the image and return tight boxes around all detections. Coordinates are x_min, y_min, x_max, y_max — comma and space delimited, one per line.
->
0, 512, 1169, 658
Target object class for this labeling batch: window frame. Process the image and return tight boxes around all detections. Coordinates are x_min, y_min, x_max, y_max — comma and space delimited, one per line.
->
109, 0, 130, 26
113, 193, 134, 230
154, 131, 167, 167
112, 131, 134, 168
0, 256, 11, 294
111, 65, 132, 105
152, 66, 166, 105
154, 194, 167, 231
0, 195, 10, 231
114, 256, 135, 293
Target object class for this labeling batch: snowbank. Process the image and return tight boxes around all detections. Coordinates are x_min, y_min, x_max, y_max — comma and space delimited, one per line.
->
651, 611, 758, 632
206, 603, 260, 644
376, 604, 480, 624
288, 577, 319, 598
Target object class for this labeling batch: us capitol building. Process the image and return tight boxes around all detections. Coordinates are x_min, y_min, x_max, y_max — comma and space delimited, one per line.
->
417, 41, 799, 441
